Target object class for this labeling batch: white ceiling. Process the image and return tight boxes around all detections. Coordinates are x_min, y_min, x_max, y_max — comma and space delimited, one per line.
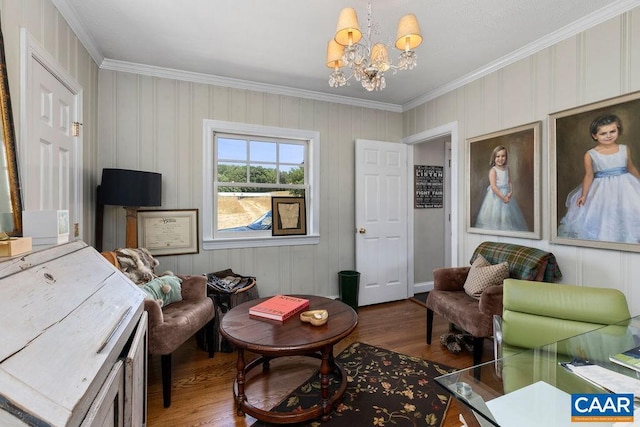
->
54, 0, 638, 111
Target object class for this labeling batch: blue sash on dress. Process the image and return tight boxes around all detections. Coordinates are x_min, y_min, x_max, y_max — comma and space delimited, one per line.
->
594, 167, 628, 178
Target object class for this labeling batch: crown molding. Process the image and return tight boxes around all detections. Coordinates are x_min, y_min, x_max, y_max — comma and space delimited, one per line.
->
100, 59, 403, 113
402, 0, 640, 111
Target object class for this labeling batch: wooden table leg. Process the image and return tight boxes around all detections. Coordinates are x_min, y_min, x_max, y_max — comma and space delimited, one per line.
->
235, 348, 246, 416
320, 345, 333, 422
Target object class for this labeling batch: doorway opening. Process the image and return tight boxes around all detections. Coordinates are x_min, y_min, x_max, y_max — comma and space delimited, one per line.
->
404, 122, 459, 296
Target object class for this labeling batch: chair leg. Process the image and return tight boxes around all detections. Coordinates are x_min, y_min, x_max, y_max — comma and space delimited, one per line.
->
206, 319, 215, 358
161, 354, 172, 408
426, 308, 434, 344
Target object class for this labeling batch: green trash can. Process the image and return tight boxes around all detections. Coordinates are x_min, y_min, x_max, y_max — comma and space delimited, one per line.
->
338, 270, 360, 312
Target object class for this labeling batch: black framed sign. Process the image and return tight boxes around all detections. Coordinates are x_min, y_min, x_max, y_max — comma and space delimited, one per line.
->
414, 165, 444, 208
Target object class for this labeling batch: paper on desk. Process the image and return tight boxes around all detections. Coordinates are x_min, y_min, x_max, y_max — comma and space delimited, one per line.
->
565, 363, 640, 397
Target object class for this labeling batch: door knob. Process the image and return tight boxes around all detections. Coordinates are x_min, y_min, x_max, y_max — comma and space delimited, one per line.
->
358, 228, 366, 234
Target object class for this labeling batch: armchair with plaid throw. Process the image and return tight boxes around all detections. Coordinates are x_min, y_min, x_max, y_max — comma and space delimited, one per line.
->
425, 241, 562, 366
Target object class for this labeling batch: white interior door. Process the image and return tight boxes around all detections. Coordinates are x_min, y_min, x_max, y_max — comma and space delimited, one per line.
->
355, 139, 408, 306
21, 30, 83, 241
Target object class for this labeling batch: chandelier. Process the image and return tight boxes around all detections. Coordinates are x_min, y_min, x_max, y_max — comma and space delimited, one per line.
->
326, 0, 422, 91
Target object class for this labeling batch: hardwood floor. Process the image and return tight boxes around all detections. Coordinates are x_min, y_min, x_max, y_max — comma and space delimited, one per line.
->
146, 299, 491, 426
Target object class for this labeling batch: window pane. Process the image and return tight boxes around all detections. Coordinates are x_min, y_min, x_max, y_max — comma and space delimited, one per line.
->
249, 164, 277, 184
216, 189, 306, 232
218, 138, 247, 161
280, 143, 304, 164
280, 165, 305, 184
250, 141, 276, 162
218, 162, 247, 183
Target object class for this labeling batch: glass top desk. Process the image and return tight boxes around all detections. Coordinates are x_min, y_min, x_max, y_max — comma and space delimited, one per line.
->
436, 316, 640, 427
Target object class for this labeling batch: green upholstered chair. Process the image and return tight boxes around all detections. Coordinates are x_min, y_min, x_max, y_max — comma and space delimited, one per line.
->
495, 278, 632, 393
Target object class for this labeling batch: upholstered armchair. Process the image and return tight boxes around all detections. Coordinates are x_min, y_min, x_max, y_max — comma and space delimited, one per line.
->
102, 248, 215, 408
426, 241, 562, 365
495, 278, 631, 392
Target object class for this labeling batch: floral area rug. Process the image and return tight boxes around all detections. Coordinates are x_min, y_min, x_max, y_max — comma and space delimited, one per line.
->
252, 341, 455, 427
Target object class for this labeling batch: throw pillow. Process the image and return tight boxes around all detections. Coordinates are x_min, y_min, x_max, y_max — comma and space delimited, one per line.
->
139, 275, 183, 307
463, 254, 509, 299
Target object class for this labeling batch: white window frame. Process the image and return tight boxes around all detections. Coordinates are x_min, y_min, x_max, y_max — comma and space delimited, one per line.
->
203, 120, 320, 250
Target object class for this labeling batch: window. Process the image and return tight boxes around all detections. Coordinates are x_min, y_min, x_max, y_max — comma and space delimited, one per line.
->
203, 120, 319, 249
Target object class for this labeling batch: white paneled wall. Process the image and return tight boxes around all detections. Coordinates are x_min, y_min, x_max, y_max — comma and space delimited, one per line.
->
97, 70, 403, 297
404, 7, 640, 315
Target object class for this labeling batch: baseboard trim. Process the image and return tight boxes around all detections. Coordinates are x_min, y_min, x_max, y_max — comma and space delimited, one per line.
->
413, 281, 434, 296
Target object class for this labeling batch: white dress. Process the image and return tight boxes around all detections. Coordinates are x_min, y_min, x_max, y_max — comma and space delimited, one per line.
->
474, 166, 528, 231
558, 144, 640, 243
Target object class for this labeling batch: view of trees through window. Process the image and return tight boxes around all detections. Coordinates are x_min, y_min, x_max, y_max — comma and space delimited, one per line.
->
215, 136, 307, 232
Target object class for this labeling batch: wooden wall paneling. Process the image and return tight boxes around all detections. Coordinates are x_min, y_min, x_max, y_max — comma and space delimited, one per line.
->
463, 80, 484, 138
211, 85, 229, 121
246, 90, 263, 124
230, 88, 247, 123
115, 73, 139, 168
156, 78, 178, 201
501, 58, 534, 127
584, 16, 623, 103
482, 72, 501, 132
551, 37, 579, 111
631, 9, 640, 91
533, 50, 553, 120
138, 77, 156, 171
55, 12, 69, 70
435, 90, 458, 126
281, 96, 300, 129
176, 80, 193, 205
41, 0, 56, 55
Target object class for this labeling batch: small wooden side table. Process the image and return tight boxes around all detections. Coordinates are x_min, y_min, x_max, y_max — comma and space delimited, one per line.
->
220, 295, 358, 424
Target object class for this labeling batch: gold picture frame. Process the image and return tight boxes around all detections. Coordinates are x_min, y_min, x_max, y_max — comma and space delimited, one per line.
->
137, 209, 199, 256
550, 91, 640, 252
467, 121, 541, 239
271, 197, 307, 236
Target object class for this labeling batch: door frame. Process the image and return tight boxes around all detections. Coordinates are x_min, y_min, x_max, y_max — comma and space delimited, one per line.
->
19, 29, 84, 238
403, 121, 459, 295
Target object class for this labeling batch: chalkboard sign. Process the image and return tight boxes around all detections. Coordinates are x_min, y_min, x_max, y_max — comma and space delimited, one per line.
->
414, 165, 444, 208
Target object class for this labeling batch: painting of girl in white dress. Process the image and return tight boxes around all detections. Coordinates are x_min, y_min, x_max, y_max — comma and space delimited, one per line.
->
552, 92, 640, 251
468, 122, 540, 239
557, 114, 640, 243
474, 145, 528, 231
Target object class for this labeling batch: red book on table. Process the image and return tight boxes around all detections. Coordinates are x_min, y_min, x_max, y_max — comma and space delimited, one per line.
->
249, 295, 310, 321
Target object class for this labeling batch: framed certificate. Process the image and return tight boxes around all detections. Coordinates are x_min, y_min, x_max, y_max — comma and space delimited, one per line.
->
137, 209, 199, 256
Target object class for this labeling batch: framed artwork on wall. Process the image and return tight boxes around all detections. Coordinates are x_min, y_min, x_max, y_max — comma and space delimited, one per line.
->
550, 91, 640, 252
271, 197, 307, 236
137, 209, 199, 256
467, 121, 541, 239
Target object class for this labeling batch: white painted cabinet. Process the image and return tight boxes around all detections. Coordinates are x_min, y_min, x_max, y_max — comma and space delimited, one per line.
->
0, 241, 147, 426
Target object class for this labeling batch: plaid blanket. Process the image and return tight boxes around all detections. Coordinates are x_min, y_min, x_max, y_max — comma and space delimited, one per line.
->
470, 241, 562, 282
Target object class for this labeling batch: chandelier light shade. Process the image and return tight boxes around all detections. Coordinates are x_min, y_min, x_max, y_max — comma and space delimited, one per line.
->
327, 0, 423, 92
395, 14, 422, 51
335, 8, 362, 46
371, 43, 390, 72
326, 39, 345, 68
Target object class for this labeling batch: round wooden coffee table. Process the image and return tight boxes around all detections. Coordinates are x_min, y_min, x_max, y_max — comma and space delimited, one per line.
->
220, 295, 358, 424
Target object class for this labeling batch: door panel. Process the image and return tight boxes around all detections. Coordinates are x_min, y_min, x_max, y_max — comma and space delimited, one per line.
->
22, 34, 83, 243
356, 139, 408, 306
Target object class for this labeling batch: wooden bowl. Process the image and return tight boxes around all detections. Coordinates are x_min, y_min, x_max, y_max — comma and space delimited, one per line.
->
300, 309, 329, 326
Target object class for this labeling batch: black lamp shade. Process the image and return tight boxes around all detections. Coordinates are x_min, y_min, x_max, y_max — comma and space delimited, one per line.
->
100, 168, 162, 207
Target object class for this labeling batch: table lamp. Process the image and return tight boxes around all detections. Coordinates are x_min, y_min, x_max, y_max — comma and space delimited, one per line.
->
99, 168, 162, 249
